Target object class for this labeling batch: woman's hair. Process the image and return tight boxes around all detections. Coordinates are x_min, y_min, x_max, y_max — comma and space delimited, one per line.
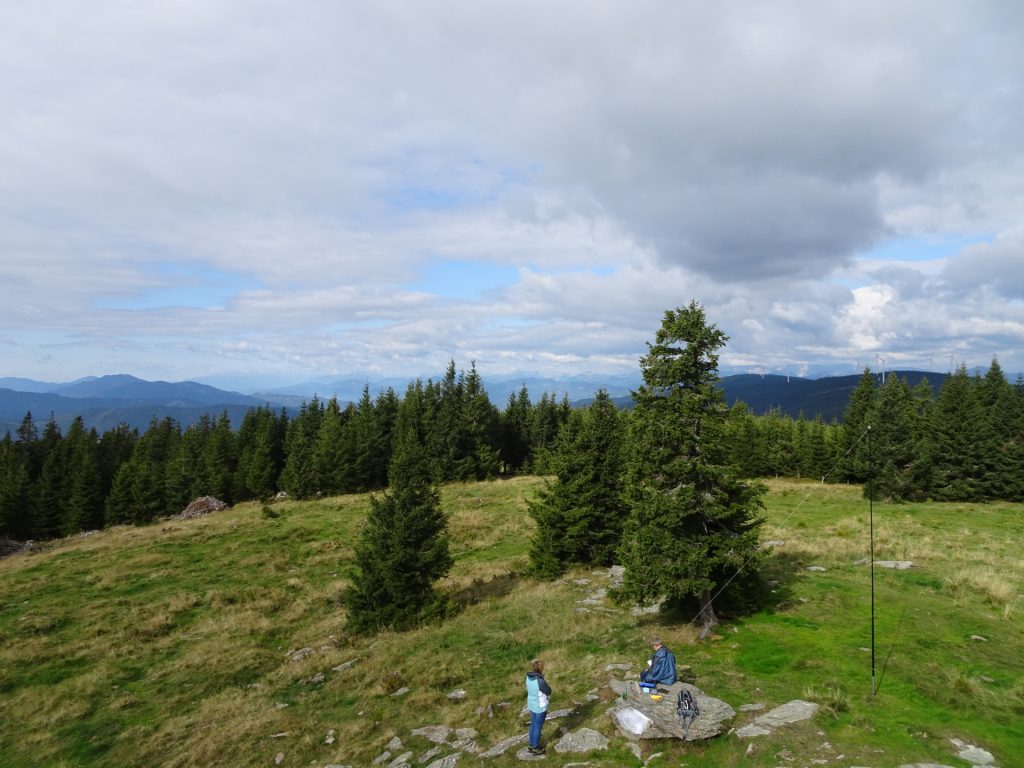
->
530, 659, 544, 673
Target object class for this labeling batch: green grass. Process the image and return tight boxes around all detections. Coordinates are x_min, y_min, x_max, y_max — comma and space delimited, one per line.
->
1, 477, 1021, 767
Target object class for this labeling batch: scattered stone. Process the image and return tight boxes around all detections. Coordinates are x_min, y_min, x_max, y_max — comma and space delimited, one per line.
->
608, 565, 625, 587
455, 728, 477, 740
608, 679, 630, 696
981, 675, 995, 682
515, 746, 546, 761
776, 748, 796, 761
605, 663, 632, 672
333, 659, 359, 672
274, 753, 284, 765
372, 751, 391, 765
391, 687, 410, 697
950, 738, 997, 766
630, 600, 664, 616
579, 588, 607, 605
739, 703, 765, 712
419, 746, 442, 763
735, 724, 772, 739
877, 560, 913, 569
447, 688, 467, 699
275, 703, 289, 709
387, 752, 412, 767
324, 730, 335, 745
424, 755, 460, 768
178, 496, 228, 519
610, 682, 735, 741
411, 725, 451, 743
627, 741, 642, 760
754, 700, 819, 729
896, 764, 955, 768
554, 728, 609, 754
274, 491, 289, 500
480, 734, 528, 758
386, 737, 403, 751
805, 565, 827, 572
763, 540, 785, 548
306, 672, 325, 684
270, 732, 290, 738
810, 759, 828, 765
573, 579, 591, 585
970, 635, 989, 642
288, 647, 314, 663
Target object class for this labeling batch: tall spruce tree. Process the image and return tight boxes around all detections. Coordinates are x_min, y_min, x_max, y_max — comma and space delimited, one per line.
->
617, 302, 765, 634
928, 365, 982, 500
528, 389, 627, 577
344, 430, 452, 632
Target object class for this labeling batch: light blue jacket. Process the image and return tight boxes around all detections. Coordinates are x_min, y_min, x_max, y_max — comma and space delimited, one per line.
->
525, 671, 552, 713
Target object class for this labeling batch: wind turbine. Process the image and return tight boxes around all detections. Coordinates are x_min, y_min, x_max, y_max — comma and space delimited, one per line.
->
875, 353, 886, 385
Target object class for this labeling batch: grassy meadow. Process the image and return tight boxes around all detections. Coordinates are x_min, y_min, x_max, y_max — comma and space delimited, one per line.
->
1, 477, 1021, 767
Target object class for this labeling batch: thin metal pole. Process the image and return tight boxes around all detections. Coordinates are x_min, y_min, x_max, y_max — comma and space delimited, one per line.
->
868, 425, 876, 696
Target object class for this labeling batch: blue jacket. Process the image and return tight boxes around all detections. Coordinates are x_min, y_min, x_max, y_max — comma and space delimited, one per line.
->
525, 671, 552, 713
641, 646, 677, 685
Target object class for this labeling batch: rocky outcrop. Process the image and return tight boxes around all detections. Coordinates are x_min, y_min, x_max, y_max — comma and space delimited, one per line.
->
178, 496, 227, 519
609, 682, 735, 741
735, 699, 819, 739
554, 727, 609, 754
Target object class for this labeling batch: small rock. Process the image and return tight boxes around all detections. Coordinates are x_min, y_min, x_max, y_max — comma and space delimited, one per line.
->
763, 540, 785, 548
411, 725, 451, 743
424, 754, 460, 768
275, 753, 284, 765
306, 672, 325, 684
270, 732, 290, 738
418, 746, 442, 763
950, 738, 997, 766
333, 659, 359, 672
805, 565, 827, 572
604, 663, 632, 672
754, 700, 819, 729
876, 560, 913, 569
391, 687, 410, 697
573, 579, 591, 585
736, 724, 772, 739
448, 688, 467, 699
515, 746, 546, 761
970, 635, 988, 642
288, 647, 314, 663
454, 728, 477, 740
386, 752, 412, 767
372, 752, 391, 765
896, 764, 956, 768
554, 728, 608, 754
480, 733, 527, 757
739, 703, 765, 712
386, 737, 403, 750
324, 730, 336, 745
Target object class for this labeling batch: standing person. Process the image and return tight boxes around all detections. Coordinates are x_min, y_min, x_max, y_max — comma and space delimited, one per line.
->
638, 637, 676, 691
525, 658, 552, 755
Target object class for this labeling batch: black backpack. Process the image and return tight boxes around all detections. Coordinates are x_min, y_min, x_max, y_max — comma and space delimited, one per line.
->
677, 688, 699, 736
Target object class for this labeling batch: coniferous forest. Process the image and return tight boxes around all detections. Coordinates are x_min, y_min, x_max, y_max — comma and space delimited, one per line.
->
2, 354, 1023, 545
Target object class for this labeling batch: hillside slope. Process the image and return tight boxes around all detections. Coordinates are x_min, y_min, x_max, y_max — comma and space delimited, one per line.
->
1, 479, 1020, 767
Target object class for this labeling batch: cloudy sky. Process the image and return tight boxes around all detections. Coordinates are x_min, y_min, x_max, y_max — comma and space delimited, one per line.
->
2, 1, 1022, 390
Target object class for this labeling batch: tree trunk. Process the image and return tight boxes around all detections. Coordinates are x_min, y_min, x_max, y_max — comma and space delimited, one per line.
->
697, 589, 719, 639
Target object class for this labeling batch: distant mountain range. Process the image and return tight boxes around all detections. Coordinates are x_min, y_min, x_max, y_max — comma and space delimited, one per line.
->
0, 370, 946, 436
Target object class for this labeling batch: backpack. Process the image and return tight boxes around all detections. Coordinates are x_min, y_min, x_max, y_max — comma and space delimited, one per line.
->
676, 688, 699, 736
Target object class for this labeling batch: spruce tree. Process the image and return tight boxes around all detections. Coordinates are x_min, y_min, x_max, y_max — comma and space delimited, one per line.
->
840, 369, 878, 481
528, 389, 627, 577
344, 431, 453, 633
0, 435, 32, 539
928, 365, 983, 500
870, 375, 919, 501
617, 302, 765, 634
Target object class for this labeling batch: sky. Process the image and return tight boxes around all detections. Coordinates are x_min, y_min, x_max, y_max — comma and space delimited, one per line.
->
2, 1, 1023, 391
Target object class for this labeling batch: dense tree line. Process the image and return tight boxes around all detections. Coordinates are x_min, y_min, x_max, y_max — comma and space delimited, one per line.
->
0, 362, 573, 542
3, 350, 1022, 546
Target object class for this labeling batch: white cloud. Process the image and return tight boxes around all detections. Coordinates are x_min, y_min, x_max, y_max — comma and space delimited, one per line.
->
1, 2, 1023, 384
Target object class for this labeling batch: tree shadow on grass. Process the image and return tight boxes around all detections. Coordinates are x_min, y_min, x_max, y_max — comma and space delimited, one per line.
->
448, 571, 522, 610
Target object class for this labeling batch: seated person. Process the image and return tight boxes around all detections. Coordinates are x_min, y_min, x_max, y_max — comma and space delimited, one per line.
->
638, 637, 676, 690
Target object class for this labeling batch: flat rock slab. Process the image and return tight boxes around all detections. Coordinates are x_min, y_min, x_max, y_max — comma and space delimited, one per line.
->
424, 755, 460, 768
554, 728, 609, 754
877, 560, 913, 569
609, 682, 735, 741
515, 747, 546, 761
950, 738, 997, 766
411, 725, 451, 743
480, 734, 527, 758
735, 724, 772, 739
897, 764, 956, 768
753, 699, 819, 729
